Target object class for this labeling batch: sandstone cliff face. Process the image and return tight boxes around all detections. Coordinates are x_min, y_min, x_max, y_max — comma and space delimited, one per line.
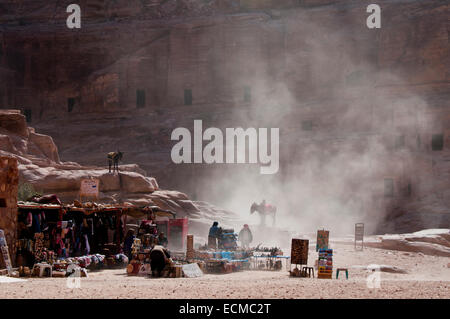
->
0, 0, 448, 233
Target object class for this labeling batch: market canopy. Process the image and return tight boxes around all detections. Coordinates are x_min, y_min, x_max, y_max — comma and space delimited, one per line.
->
17, 202, 176, 218
17, 201, 61, 210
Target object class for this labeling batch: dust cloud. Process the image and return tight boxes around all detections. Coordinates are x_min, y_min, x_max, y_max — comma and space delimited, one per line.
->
182, 8, 434, 239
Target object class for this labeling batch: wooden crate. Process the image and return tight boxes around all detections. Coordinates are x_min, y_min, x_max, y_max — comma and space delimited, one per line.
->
169, 265, 183, 278
205, 260, 223, 274
318, 273, 332, 279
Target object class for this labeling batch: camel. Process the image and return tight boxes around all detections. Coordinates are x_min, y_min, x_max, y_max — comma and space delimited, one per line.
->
250, 200, 276, 226
107, 151, 123, 173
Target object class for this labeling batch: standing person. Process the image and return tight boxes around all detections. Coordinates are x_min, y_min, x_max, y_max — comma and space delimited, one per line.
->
208, 221, 220, 249
149, 245, 171, 277
157, 232, 168, 248
123, 230, 135, 259
238, 224, 253, 248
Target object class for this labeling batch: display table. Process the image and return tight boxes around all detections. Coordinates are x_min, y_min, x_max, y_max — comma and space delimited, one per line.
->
250, 255, 290, 271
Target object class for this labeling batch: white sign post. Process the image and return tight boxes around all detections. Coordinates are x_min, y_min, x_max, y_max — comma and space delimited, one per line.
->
80, 178, 99, 201
355, 223, 365, 251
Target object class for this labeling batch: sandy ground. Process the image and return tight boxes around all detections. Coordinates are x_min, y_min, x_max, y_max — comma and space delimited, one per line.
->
0, 242, 449, 299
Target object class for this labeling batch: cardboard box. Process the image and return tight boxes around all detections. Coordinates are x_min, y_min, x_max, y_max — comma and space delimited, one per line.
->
171, 265, 183, 278
318, 273, 332, 279
223, 263, 233, 274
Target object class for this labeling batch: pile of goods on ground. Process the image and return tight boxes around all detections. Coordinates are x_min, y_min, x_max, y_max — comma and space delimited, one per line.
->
11, 253, 128, 278
194, 250, 252, 274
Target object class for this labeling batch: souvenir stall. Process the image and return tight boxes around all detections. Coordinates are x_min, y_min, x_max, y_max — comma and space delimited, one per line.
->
251, 254, 290, 271
126, 230, 251, 278
14, 201, 148, 277
128, 207, 179, 251
124, 209, 192, 278
16, 202, 64, 268
61, 204, 129, 268
186, 233, 252, 275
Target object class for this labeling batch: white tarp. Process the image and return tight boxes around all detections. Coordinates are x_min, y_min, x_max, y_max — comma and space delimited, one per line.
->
182, 263, 203, 278
0, 276, 27, 283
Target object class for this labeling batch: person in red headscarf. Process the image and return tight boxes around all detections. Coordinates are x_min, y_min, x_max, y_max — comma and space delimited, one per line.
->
238, 224, 253, 248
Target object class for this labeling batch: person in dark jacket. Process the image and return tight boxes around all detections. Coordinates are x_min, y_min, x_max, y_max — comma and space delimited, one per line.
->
123, 230, 135, 259
150, 245, 171, 277
208, 221, 220, 249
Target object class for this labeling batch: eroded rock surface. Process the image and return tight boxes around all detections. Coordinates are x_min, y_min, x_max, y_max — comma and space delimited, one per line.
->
0, 110, 239, 232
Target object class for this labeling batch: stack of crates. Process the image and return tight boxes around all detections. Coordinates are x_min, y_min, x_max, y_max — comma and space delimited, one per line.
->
220, 231, 238, 250
206, 260, 224, 273
318, 249, 333, 279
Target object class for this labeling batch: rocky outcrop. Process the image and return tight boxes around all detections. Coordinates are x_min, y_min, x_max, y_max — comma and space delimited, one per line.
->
28, 131, 60, 163
365, 229, 450, 257
0, 111, 160, 202
367, 265, 408, 274
20, 166, 158, 196
0, 110, 60, 165
0, 110, 28, 138
0, 110, 239, 234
